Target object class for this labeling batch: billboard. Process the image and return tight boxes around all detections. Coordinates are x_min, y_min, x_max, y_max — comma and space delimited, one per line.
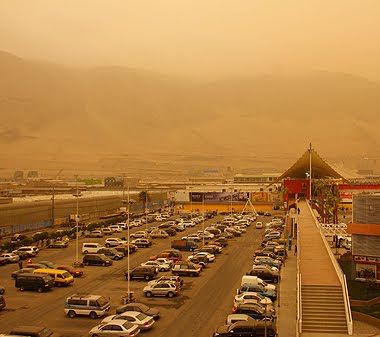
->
251, 192, 269, 202
190, 192, 250, 203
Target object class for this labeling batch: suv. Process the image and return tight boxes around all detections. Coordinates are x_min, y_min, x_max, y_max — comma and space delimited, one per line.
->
13, 246, 39, 257
127, 266, 157, 281
105, 238, 126, 247
143, 281, 178, 298
172, 262, 201, 277
64, 294, 110, 319
131, 238, 152, 248
83, 254, 113, 267
86, 230, 103, 238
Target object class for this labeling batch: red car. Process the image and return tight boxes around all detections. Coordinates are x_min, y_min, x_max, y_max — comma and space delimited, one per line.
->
57, 265, 83, 277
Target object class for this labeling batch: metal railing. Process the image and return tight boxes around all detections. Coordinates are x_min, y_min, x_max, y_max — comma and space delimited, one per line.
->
296, 212, 302, 336
306, 201, 353, 335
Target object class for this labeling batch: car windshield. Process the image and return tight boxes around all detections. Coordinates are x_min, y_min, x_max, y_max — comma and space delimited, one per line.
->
136, 313, 146, 320
97, 297, 109, 307
62, 272, 71, 278
259, 281, 267, 287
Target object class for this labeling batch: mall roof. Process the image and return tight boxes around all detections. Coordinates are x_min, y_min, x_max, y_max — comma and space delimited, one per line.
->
277, 147, 347, 181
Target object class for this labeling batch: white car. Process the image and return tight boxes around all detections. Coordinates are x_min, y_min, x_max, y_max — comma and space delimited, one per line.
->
255, 222, 263, 229
12, 246, 39, 257
130, 231, 148, 239
117, 222, 128, 230
109, 225, 122, 233
181, 234, 200, 242
0, 253, 20, 263
188, 252, 215, 262
234, 291, 273, 305
155, 215, 164, 222
102, 312, 155, 330
150, 230, 169, 239
155, 257, 174, 267
105, 238, 127, 247
182, 221, 195, 228
234, 225, 246, 233
141, 260, 171, 272
89, 319, 140, 337
226, 314, 254, 325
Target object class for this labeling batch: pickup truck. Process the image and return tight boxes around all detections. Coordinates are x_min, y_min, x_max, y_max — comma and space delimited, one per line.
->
171, 240, 198, 251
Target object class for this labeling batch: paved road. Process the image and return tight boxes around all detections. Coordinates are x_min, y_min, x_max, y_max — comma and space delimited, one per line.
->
0, 215, 266, 337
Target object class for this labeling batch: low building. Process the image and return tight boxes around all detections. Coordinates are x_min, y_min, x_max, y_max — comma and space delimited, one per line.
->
348, 194, 380, 281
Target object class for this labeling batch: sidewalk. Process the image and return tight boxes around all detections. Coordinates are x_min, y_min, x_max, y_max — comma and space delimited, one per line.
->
277, 249, 297, 337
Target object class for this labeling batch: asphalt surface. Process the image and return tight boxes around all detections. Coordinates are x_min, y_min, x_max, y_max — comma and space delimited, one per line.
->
0, 214, 266, 337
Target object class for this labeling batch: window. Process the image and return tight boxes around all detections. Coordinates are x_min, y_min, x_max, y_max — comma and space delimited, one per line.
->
89, 300, 97, 307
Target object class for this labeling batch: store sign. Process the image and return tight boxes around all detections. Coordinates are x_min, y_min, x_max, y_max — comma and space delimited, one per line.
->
354, 255, 380, 264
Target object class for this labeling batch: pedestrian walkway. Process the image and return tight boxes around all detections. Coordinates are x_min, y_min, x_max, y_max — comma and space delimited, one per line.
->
277, 249, 297, 337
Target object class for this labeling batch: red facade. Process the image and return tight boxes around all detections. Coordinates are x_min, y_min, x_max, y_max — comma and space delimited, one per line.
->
284, 179, 310, 201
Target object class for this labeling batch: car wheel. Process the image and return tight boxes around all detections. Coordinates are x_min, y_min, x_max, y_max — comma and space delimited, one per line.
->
167, 291, 175, 298
105, 244, 110, 248
84, 250, 88, 254
273, 278, 278, 284
56, 282, 62, 287
0, 289, 4, 295
102, 262, 106, 266
144, 275, 151, 281
20, 286, 25, 292
85, 261, 89, 266
92, 335, 99, 337
160, 268, 165, 272
145, 291, 152, 297
68, 310, 76, 318
89, 311, 97, 319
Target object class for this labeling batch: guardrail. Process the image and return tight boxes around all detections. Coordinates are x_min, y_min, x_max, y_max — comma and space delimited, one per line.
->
306, 201, 353, 335
296, 210, 302, 336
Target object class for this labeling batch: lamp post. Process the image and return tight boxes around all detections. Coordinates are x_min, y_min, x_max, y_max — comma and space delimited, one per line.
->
260, 297, 272, 337
202, 192, 205, 246
73, 175, 82, 266
189, 187, 193, 218
126, 184, 135, 299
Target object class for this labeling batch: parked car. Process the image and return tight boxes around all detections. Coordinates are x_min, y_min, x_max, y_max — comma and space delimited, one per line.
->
89, 320, 140, 337
163, 228, 177, 236
102, 227, 113, 235
234, 292, 273, 306
56, 265, 83, 277
148, 275, 183, 288
102, 312, 155, 330
83, 254, 113, 267
98, 247, 124, 260
131, 238, 152, 248
105, 238, 127, 247
48, 241, 68, 249
246, 265, 280, 283
239, 284, 277, 300
116, 302, 160, 319
150, 230, 169, 239
127, 266, 157, 281
130, 231, 148, 239
143, 281, 179, 298
141, 260, 171, 272
150, 250, 182, 263
33, 268, 74, 287
82, 243, 103, 254
0, 253, 20, 263
233, 300, 275, 321
11, 267, 35, 279
188, 251, 215, 263
0, 295, 5, 310
254, 256, 282, 269
172, 262, 201, 277
86, 230, 103, 238
12, 246, 39, 257
9, 326, 60, 337
109, 225, 122, 233
255, 222, 263, 229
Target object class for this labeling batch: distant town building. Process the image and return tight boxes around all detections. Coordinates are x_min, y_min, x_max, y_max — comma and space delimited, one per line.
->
27, 171, 38, 178
233, 173, 281, 184
13, 171, 24, 181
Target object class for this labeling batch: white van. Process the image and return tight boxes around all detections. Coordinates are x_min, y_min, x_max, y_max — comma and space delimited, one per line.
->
241, 275, 276, 291
82, 243, 103, 254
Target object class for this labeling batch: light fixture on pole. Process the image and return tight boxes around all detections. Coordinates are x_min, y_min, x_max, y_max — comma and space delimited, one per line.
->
260, 297, 272, 337
202, 191, 205, 246
73, 175, 82, 267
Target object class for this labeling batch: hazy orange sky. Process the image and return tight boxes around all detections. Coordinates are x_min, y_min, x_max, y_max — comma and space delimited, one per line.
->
1, 0, 380, 79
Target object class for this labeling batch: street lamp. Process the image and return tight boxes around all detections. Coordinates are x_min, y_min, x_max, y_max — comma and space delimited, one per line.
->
73, 175, 82, 267
202, 192, 205, 246
189, 186, 193, 218
260, 297, 272, 337
126, 184, 135, 301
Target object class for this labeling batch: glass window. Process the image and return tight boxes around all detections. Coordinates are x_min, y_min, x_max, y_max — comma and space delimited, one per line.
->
122, 322, 134, 330
89, 300, 98, 307
136, 313, 146, 320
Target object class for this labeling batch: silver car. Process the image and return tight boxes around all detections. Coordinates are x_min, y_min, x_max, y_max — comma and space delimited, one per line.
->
102, 312, 155, 330
0, 253, 20, 263
143, 281, 178, 298
89, 319, 140, 337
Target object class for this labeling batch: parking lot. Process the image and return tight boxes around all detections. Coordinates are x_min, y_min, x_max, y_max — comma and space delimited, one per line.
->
0, 213, 275, 337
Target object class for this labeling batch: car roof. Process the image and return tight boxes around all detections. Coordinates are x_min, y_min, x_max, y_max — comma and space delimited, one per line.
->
116, 311, 141, 318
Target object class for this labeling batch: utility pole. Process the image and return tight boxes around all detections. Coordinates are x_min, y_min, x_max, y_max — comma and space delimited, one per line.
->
202, 192, 205, 246
145, 190, 148, 232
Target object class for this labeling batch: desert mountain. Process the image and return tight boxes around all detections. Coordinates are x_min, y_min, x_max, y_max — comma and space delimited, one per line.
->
0, 50, 379, 174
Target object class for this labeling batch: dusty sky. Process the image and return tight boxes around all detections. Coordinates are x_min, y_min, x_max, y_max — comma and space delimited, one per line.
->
1, 0, 380, 79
